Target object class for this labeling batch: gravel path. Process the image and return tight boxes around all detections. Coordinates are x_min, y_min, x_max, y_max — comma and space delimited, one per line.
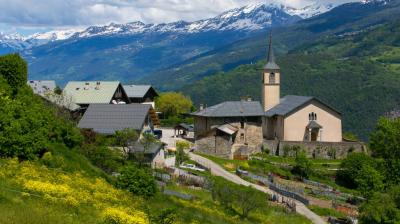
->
189, 152, 326, 224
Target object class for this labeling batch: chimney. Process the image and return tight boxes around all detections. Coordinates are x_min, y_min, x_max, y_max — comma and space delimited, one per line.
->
199, 104, 204, 111
247, 97, 252, 102
95, 81, 100, 90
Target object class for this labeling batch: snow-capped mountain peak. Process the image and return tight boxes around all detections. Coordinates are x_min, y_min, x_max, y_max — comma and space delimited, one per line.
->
0, 1, 350, 51
27, 28, 83, 41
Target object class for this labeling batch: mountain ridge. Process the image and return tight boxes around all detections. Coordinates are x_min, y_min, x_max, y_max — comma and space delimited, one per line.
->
0, 1, 338, 52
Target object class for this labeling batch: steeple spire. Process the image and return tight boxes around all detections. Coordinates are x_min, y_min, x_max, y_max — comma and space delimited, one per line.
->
264, 32, 280, 70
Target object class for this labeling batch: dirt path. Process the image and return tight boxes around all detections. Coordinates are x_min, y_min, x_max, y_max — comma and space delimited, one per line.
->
189, 152, 326, 224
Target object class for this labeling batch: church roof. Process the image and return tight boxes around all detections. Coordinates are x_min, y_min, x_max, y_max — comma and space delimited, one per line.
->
265, 95, 341, 117
264, 33, 280, 70
191, 101, 264, 118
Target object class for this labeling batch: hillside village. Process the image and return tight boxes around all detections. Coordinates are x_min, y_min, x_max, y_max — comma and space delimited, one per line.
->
1, 1, 400, 224
20, 34, 376, 224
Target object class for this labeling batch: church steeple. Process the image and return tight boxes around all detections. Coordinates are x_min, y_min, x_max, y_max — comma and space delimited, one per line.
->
264, 33, 280, 70
262, 32, 281, 111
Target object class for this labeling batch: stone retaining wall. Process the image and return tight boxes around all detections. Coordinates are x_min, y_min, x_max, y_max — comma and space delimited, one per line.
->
263, 140, 366, 159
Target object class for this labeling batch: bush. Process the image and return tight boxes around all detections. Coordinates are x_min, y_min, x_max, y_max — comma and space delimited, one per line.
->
359, 186, 400, 224
117, 166, 157, 198
291, 151, 312, 179
176, 141, 190, 165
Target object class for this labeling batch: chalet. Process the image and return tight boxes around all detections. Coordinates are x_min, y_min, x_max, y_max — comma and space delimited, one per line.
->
63, 81, 130, 111
78, 104, 159, 135
123, 85, 158, 108
27, 80, 56, 96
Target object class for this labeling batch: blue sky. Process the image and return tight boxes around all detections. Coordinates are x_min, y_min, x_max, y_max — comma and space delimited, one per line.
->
0, 0, 355, 36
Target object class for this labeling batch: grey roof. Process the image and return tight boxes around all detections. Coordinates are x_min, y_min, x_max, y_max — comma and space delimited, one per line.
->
191, 101, 264, 117
265, 95, 341, 117
265, 95, 312, 117
27, 80, 56, 95
130, 141, 165, 154
264, 33, 280, 70
123, 85, 157, 98
78, 104, 151, 135
216, 124, 238, 135
307, 121, 323, 129
176, 123, 194, 132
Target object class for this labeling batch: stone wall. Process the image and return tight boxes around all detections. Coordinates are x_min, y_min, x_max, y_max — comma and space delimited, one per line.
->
194, 118, 264, 159
195, 131, 232, 158
263, 140, 366, 159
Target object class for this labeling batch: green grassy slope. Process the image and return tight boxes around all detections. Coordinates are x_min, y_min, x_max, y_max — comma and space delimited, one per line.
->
181, 21, 400, 139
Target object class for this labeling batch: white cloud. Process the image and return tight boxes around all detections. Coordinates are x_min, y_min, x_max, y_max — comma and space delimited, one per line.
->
0, 0, 356, 31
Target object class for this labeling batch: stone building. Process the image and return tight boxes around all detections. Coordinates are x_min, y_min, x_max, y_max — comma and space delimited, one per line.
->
192, 34, 364, 159
191, 101, 264, 158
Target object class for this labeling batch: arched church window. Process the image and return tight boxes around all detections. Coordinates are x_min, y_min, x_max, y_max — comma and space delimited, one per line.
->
309, 112, 317, 121
269, 73, 275, 84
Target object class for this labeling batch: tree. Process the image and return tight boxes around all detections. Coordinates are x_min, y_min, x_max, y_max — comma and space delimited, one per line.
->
359, 186, 400, 224
155, 92, 193, 118
175, 140, 190, 165
0, 54, 27, 94
117, 166, 157, 198
336, 153, 376, 189
114, 129, 139, 158
211, 177, 236, 208
235, 186, 267, 219
370, 117, 400, 185
292, 151, 312, 179
211, 177, 268, 218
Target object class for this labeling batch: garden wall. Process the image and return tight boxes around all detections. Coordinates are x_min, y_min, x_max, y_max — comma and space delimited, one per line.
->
263, 140, 366, 159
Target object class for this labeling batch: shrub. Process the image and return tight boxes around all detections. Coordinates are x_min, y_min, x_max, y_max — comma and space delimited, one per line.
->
117, 166, 157, 198
175, 141, 190, 165
291, 151, 312, 179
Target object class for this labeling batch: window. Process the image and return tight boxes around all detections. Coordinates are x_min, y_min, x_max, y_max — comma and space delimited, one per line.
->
309, 112, 317, 121
240, 133, 245, 141
269, 73, 275, 84
240, 121, 244, 129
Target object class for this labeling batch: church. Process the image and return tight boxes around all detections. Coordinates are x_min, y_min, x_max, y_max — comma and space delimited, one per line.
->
192, 35, 363, 159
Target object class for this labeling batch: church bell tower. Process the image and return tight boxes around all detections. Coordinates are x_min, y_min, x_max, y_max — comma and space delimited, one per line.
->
262, 33, 280, 111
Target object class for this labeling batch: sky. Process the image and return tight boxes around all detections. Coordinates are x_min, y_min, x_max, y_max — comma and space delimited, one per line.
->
0, 0, 355, 36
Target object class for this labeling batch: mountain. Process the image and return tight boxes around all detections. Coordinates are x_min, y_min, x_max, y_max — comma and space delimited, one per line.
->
140, 0, 399, 91
0, 2, 339, 85
177, 0, 400, 139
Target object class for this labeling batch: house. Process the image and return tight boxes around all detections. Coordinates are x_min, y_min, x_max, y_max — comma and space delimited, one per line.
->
174, 123, 194, 139
192, 34, 364, 159
78, 104, 160, 135
123, 85, 158, 108
191, 101, 264, 158
27, 80, 56, 96
130, 141, 168, 168
63, 81, 130, 111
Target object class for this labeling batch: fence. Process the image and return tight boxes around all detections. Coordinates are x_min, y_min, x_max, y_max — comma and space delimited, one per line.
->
236, 168, 309, 205
163, 189, 194, 200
